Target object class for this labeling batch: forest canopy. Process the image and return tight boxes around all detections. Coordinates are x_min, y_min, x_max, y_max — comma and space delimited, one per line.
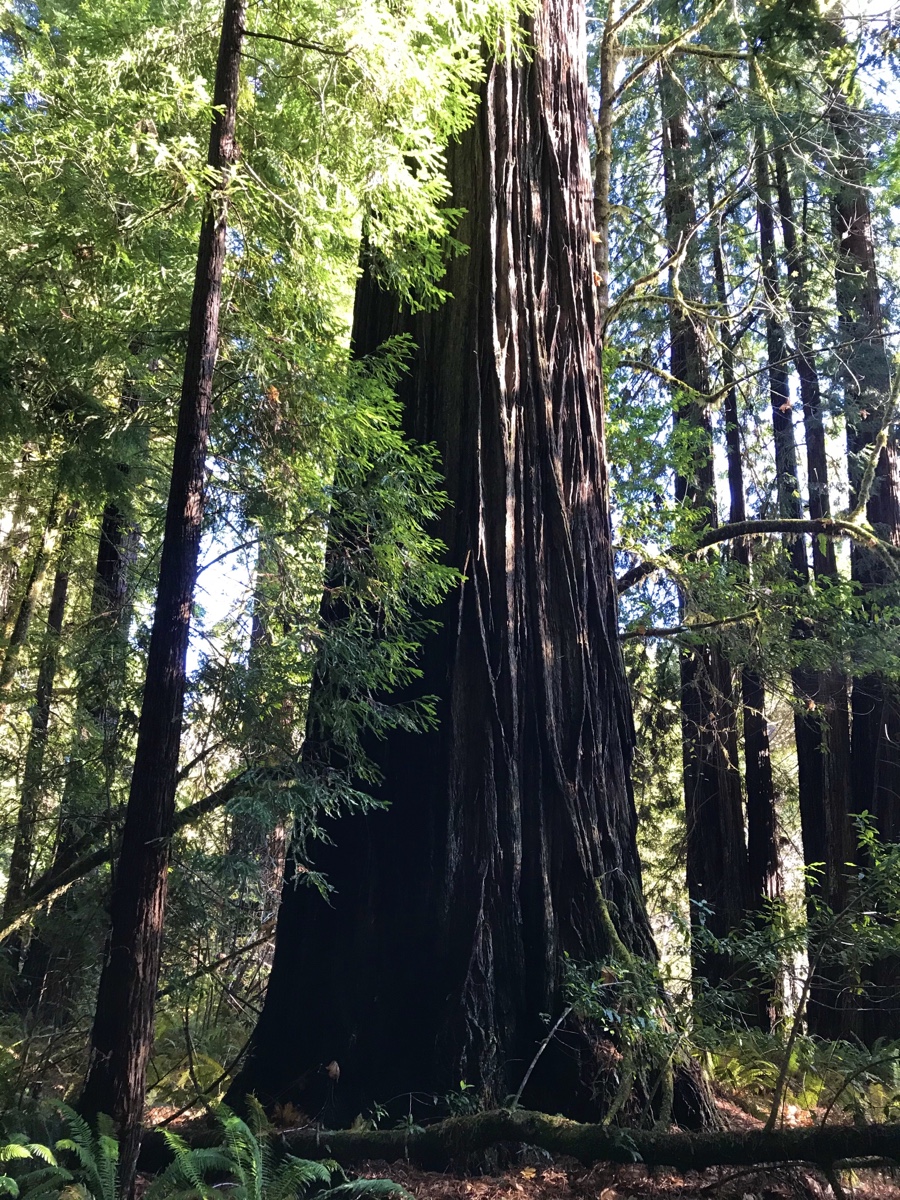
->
1, 0, 900, 1195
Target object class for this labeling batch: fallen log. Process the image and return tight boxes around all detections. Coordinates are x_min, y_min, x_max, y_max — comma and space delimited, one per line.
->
276, 1108, 900, 1171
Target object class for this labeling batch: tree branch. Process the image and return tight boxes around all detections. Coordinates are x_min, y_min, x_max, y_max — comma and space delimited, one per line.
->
616, 518, 900, 595
620, 610, 759, 639
243, 30, 349, 56
266, 1107, 900, 1171
0, 773, 255, 942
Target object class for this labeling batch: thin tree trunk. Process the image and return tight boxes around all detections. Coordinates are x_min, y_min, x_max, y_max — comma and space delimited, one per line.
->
772, 140, 855, 1039
2, 506, 79, 926
231, 0, 694, 1128
660, 68, 750, 996
79, 1, 245, 1188
0, 489, 62, 719
709, 181, 780, 1029
55, 382, 141, 870
19, 441, 140, 1021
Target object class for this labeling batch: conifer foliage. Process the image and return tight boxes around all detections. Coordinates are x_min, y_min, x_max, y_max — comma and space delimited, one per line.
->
0, 0, 899, 1190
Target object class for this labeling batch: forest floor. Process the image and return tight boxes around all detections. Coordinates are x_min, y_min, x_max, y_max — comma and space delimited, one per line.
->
353, 1156, 898, 1200
144, 1093, 900, 1199
343, 1090, 900, 1200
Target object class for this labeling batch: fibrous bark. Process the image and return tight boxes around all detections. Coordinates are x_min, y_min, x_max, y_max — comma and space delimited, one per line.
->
232, 0, 661, 1125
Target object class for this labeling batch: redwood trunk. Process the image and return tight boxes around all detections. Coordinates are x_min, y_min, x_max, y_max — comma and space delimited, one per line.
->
233, 0, 658, 1124
772, 142, 854, 1039
829, 90, 900, 1043
79, 1, 245, 1188
710, 183, 780, 917
710, 186, 779, 1028
660, 71, 750, 994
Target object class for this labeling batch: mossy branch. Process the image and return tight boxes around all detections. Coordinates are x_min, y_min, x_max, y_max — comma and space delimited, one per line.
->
616, 517, 900, 595
268, 1108, 900, 1170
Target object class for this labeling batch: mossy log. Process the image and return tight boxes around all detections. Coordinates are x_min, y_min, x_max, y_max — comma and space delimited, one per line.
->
277, 1108, 900, 1171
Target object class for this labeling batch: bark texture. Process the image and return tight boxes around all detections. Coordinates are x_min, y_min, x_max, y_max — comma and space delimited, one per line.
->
232, 0, 658, 1124
79, 1, 245, 1189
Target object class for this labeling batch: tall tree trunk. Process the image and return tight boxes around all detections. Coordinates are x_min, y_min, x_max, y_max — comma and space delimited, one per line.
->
55, 382, 141, 873
18, 447, 140, 1021
710, 182, 780, 1029
772, 140, 855, 1039
828, 83, 900, 1043
0, 489, 62, 719
79, 2, 245, 1189
232, 0, 672, 1127
660, 69, 750, 996
2, 506, 79, 927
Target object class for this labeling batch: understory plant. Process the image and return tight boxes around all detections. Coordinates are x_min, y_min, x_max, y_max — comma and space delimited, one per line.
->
0, 1101, 411, 1200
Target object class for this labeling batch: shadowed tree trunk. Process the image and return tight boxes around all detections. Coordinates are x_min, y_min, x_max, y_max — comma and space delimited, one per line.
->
828, 86, 900, 1043
78, 0, 246, 1190
2, 506, 79, 929
17, 414, 140, 1021
659, 68, 751, 997
231, 0, 682, 1127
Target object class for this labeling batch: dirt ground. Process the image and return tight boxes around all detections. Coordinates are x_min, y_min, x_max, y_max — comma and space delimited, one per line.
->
356, 1156, 899, 1200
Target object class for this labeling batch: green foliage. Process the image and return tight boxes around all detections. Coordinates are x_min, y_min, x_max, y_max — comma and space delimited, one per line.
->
0, 1104, 116, 1200
149, 1101, 411, 1200
0, 1103, 410, 1200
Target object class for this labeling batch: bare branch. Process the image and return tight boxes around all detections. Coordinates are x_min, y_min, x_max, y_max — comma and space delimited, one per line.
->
243, 30, 349, 56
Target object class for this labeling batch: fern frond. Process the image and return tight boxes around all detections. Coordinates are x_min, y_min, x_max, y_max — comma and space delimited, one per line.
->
270, 1157, 330, 1200
244, 1099, 271, 1143
0, 1148, 32, 1164
0, 1176, 20, 1197
23, 1147, 57, 1169
95, 1133, 118, 1200
50, 1106, 93, 1159
54, 1140, 92, 1174
316, 1181, 413, 1200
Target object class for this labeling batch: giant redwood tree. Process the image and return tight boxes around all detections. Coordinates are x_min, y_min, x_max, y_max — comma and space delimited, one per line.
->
231, 0, 663, 1123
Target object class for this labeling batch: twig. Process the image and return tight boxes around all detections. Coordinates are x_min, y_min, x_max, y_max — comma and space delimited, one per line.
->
512, 1006, 574, 1109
